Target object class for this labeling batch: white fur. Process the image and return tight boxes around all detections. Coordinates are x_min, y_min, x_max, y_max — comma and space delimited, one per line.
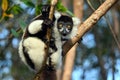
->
66, 17, 81, 39
19, 37, 47, 71
54, 12, 81, 39
72, 17, 81, 26
49, 35, 62, 69
49, 48, 62, 69
28, 20, 43, 34
19, 40, 27, 64
54, 11, 61, 19
19, 23, 62, 71
50, 16, 81, 68
19, 11, 63, 71
45, 12, 62, 68
49, 18, 63, 69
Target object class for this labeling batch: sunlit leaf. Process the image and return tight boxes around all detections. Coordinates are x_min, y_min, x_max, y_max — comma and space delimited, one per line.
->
11, 29, 19, 37
3, 13, 14, 18
0, 12, 14, 22
2, 0, 8, 11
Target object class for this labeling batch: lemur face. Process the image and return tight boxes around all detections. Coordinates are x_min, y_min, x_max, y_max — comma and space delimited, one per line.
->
57, 15, 73, 36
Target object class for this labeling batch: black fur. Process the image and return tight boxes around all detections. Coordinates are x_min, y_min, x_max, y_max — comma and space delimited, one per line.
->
23, 5, 57, 52
49, 37, 57, 52
58, 15, 73, 24
57, 15, 73, 36
21, 5, 59, 71
22, 44, 35, 69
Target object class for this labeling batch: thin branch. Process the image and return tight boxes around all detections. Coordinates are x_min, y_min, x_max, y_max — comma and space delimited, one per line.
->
33, 0, 58, 80
62, 0, 84, 80
43, 0, 58, 71
87, 0, 120, 51
62, 0, 118, 56
49, 0, 58, 19
104, 15, 120, 51
45, 0, 57, 52
87, 0, 95, 11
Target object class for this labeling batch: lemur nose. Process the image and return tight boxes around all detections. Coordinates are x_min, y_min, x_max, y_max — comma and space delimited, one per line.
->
62, 33, 67, 36
62, 30, 67, 36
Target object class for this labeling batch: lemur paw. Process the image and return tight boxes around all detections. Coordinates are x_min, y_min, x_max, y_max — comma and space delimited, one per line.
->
43, 18, 53, 28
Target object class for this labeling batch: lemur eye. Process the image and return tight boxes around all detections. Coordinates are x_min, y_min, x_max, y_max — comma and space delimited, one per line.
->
67, 25, 71, 29
58, 23, 63, 28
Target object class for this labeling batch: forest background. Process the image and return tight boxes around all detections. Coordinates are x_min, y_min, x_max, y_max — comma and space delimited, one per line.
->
0, 0, 120, 80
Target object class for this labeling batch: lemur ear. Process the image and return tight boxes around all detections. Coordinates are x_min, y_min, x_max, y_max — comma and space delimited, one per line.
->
72, 17, 81, 26
54, 11, 61, 19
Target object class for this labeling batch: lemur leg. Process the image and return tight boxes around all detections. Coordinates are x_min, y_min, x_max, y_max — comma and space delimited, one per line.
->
28, 20, 43, 34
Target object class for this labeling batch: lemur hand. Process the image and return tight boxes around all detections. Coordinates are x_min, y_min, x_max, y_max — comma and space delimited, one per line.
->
43, 18, 53, 28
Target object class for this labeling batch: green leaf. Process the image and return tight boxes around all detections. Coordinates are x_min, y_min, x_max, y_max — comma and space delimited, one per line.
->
19, 20, 27, 30
21, 0, 35, 7
56, 1, 74, 16
10, 5, 23, 14
25, 1, 35, 7
11, 29, 19, 37
35, 4, 42, 15
66, 10, 74, 17
56, 1, 67, 12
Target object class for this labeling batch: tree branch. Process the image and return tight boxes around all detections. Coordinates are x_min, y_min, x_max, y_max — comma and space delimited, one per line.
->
44, 0, 58, 68
87, 0, 120, 52
62, 0, 118, 56
33, 0, 58, 80
62, 0, 84, 80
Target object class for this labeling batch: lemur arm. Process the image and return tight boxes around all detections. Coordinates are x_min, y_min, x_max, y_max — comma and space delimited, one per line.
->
28, 20, 43, 34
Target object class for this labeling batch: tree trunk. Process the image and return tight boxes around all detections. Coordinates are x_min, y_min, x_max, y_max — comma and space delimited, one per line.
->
62, 0, 84, 80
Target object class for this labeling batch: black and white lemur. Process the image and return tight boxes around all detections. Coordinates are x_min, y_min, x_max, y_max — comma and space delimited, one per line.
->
18, 5, 80, 72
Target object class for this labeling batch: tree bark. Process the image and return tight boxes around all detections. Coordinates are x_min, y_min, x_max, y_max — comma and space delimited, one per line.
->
62, 0, 84, 80
34, 0, 58, 80
62, 44, 77, 80
73, 0, 84, 20
63, 0, 118, 56
34, 0, 118, 79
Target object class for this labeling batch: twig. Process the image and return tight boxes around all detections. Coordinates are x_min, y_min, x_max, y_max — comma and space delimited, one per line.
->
87, 0, 95, 11
43, 0, 58, 73
104, 15, 120, 51
33, 0, 58, 80
87, 0, 120, 51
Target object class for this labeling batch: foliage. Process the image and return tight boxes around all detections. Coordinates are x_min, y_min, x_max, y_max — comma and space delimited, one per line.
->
0, 0, 14, 21
21, 0, 35, 8
11, 29, 19, 37
10, 4, 24, 15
